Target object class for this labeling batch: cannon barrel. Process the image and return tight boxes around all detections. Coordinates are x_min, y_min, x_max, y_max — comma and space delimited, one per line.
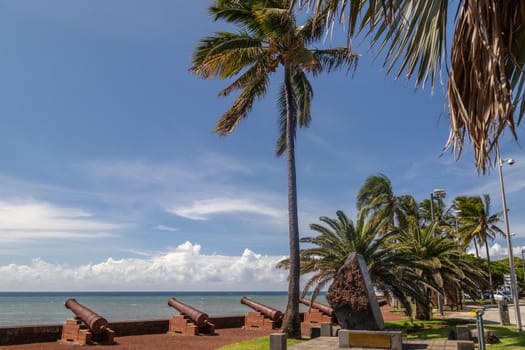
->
65, 298, 108, 335
168, 297, 209, 327
300, 297, 335, 317
240, 297, 283, 321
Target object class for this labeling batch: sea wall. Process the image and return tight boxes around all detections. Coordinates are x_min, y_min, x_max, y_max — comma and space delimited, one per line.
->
0, 315, 245, 345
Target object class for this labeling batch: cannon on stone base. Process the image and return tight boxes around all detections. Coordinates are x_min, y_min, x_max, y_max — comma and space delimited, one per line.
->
167, 297, 215, 335
299, 297, 338, 337
240, 296, 283, 330
60, 298, 115, 345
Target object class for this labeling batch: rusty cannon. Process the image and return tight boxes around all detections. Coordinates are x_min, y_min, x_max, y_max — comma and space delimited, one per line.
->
299, 297, 337, 338
300, 297, 335, 317
167, 297, 215, 335
60, 298, 114, 345
240, 296, 283, 330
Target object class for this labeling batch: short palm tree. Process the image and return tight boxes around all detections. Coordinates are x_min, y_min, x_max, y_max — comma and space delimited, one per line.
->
291, 0, 525, 173
191, 0, 357, 337
396, 219, 484, 320
453, 195, 503, 302
280, 209, 427, 319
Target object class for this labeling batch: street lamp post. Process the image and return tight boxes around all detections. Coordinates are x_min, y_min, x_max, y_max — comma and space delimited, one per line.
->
430, 189, 446, 316
497, 145, 522, 331
522, 248, 525, 285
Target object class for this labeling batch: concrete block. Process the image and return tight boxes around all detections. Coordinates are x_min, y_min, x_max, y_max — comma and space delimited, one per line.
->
455, 325, 471, 340
456, 340, 475, 350
269, 333, 287, 350
320, 322, 332, 337
338, 329, 350, 348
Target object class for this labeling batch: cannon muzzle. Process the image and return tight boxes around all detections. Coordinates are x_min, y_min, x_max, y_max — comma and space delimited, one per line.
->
240, 296, 283, 321
168, 297, 209, 327
300, 297, 335, 317
65, 298, 108, 335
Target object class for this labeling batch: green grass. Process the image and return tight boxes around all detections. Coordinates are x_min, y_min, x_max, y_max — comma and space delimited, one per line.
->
386, 320, 525, 349
216, 336, 304, 350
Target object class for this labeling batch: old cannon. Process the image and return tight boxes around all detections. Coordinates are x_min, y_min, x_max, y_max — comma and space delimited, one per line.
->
300, 297, 335, 317
240, 296, 283, 330
65, 298, 108, 334
167, 297, 215, 335
299, 297, 337, 338
60, 298, 114, 345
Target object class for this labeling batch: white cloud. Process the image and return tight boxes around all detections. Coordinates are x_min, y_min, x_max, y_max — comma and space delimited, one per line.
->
0, 242, 288, 291
154, 224, 178, 232
0, 200, 122, 243
468, 242, 525, 261
168, 198, 285, 221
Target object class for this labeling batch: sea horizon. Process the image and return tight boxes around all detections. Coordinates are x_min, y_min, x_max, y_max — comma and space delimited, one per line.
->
0, 291, 322, 327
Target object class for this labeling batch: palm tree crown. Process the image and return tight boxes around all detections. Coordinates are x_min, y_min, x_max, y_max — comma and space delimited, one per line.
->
291, 0, 525, 173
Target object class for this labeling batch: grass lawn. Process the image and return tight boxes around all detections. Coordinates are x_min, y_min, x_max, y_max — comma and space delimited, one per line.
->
386, 320, 525, 349
216, 336, 304, 350
217, 320, 525, 349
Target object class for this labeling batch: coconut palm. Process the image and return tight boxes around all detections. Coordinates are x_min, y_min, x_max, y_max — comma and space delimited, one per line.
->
356, 174, 414, 231
291, 0, 525, 173
453, 194, 503, 302
279, 209, 429, 318
191, 0, 357, 337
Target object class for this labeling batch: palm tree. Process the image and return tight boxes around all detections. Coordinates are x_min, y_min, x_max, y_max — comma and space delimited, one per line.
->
279, 209, 429, 319
396, 219, 484, 319
291, 0, 525, 173
453, 195, 503, 302
356, 173, 413, 231
191, 0, 357, 337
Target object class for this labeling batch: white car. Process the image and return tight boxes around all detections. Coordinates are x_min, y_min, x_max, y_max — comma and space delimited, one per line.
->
494, 291, 512, 302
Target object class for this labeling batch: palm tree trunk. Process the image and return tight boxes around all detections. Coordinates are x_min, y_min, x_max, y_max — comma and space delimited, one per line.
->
280, 64, 301, 338
474, 239, 479, 258
484, 241, 496, 303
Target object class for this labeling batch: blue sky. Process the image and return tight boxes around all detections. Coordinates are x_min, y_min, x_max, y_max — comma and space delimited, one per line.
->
1, 1, 524, 291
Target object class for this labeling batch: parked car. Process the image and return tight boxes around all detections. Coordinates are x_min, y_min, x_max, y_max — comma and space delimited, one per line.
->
494, 291, 512, 302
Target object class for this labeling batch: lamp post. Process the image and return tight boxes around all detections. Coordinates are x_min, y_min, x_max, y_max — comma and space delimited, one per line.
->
430, 188, 446, 316
497, 145, 522, 331
522, 248, 525, 285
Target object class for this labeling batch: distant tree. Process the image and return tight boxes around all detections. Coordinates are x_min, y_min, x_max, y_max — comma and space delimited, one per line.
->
356, 174, 414, 231
191, 0, 357, 337
454, 195, 503, 301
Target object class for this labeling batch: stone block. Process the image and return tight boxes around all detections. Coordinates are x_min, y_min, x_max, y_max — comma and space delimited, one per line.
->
338, 329, 402, 349
456, 340, 475, 350
455, 325, 471, 340
320, 322, 332, 337
269, 333, 286, 350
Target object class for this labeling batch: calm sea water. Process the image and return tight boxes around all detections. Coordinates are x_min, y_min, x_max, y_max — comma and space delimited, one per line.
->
0, 291, 320, 327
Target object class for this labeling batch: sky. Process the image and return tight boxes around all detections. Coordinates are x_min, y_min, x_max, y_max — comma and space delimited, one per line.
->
0, 1, 524, 291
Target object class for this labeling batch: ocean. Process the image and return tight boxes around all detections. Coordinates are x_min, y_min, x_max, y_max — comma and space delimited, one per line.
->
0, 291, 320, 327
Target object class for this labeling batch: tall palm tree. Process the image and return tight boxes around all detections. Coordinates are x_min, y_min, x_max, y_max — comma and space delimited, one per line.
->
191, 0, 357, 337
291, 0, 525, 173
453, 195, 503, 301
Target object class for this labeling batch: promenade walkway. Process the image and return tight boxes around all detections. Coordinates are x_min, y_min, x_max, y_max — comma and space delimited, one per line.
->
289, 337, 465, 349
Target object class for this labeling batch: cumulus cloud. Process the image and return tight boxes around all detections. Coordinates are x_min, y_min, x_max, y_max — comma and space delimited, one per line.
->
0, 242, 289, 291
467, 242, 525, 261
0, 200, 122, 243
168, 198, 285, 221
